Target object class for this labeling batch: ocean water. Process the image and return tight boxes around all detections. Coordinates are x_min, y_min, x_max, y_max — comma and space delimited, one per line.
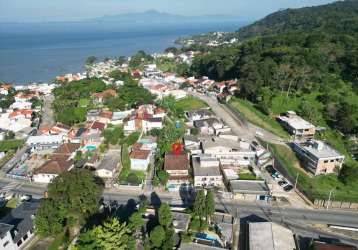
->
0, 21, 246, 84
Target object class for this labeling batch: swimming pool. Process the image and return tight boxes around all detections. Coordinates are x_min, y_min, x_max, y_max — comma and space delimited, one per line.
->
195, 233, 217, 242
84, 145, 96, 151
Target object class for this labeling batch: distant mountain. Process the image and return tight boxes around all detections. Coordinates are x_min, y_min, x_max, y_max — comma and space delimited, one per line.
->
88, 10, 245, 24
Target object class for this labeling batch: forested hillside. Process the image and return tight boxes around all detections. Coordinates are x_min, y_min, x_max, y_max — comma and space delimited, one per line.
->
236, 0, 358, 40
191, 0, 358, 135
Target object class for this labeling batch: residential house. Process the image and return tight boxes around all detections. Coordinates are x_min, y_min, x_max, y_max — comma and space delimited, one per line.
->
111, 110, 133, 125
194, 118, 224, 135
142, 117, 163, 133
201, 137, 256, 167
0, 130, 6, 141
96, 151, 120, 179
153, 107, 166, 119
185, 109, 213, 122
165, 90, 187, 100
86, 109, 101, 122
52, 143, 81, 159
292, 140, 345, 175
130, 149, 151, 171
26, 134, 64, 151
192, 155, 223, 187
164, 152, 190, 191
0, 200, 40, 250
278, 111, 316, 139
248, 222, 296, 250
10, 101, 32, 110
33, 155, 73, 183
183, 135, 202, 155
9, 110, 33, 120
137, 136, 157, 151
88, 121, 106, 134
98, 110, 113, 124
0, 84, 12, 95
91, 89, 117, 104
230, 180, 270, 200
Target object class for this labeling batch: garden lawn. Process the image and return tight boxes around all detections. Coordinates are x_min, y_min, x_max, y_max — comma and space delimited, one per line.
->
118, 144, 145, 185
229, 98, 289, 139
175, 96, 208, 111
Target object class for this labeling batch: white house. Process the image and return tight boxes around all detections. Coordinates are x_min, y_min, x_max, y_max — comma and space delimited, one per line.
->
192, 155, 223, 187
142, 118, 163, 132
201, 137, 256, 167
0, 201, 40, 250
130, 150, 151, 171
95, 151, 120, 179
26, 134, 64, 151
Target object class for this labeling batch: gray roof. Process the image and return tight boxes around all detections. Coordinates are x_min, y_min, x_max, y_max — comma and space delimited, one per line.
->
230, 180, 269, 195
181, 243, 225, 250
201, 137, 248, 151
172, 212, 190, 232
0, 200, 40, 243
192, 157, 221, 177
0, 223, 14, 238
294, 140, 344, 160
194, 118, 221, 128
186, 109, 213, 117
97, 151, 120, 171
249, 222, 296, 250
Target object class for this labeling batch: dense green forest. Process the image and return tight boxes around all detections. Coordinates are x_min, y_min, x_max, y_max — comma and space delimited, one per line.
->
191, 0, 358, 135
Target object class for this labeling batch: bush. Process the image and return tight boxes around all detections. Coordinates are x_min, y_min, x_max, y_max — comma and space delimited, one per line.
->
127, 173, 140, 185
189, 218, 201, 231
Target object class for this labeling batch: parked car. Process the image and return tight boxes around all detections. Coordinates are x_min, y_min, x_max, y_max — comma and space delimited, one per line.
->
278, 180, 288, 187
284, 185, 294, 192
265, 165, 276, 174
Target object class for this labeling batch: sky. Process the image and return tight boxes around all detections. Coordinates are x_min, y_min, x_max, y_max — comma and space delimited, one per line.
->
0, 0, 337, 23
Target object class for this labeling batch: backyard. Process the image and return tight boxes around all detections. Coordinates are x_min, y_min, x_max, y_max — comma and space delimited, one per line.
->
118, 144, 145, 185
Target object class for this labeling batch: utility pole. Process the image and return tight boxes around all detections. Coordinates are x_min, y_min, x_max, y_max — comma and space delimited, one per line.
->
326, 189, 334, 210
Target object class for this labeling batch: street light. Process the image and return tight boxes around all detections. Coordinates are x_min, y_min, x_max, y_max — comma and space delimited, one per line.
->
326, 189, 334, 210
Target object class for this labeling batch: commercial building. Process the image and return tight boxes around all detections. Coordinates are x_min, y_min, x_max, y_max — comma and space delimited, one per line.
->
292, 140, 345, 175
248, 222, 296, 250
278, 111, 315, 139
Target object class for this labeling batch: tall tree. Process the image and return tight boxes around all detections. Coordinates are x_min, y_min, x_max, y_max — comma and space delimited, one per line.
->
149, 225, 165, 248
93, 218, 133, 250
193, 190, 206, 220
205, 190, 215, 222
158, 203, 172, 228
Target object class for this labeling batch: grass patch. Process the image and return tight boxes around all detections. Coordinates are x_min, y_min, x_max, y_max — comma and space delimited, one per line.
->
175, 96, 208, 111
0, 151, 14, 168
229, 98, 289, 139
238, 172, 261, 180
269, 143, 358, 202
118, 144, 145, 185
47, 232, 68, 250
79, 98, 90, 108
0, 139, 24, 152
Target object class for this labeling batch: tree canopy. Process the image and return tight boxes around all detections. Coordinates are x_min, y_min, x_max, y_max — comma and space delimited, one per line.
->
35, 169, 103, 236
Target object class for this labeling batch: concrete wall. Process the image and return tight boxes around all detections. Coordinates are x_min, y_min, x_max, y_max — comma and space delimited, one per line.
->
314, 199, 358, 210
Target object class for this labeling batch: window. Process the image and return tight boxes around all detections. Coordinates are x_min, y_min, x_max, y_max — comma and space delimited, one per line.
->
330, 160, 334, 162
3, 241, 9, 247
17, 240, 22, 246
324, 160, 328, 163
23, 233, 28, 241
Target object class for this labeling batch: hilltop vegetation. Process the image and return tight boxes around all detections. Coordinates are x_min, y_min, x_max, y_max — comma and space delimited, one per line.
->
191, 1, 358, 136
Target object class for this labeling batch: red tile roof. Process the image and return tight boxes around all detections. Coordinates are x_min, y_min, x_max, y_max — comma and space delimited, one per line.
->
130, 150, 151, 160
34, 156, 72, 175
164, 152, 189, 171
91, 121, 106, 131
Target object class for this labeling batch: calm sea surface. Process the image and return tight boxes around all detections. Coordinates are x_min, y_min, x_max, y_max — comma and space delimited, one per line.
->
0, 21, 246, 84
